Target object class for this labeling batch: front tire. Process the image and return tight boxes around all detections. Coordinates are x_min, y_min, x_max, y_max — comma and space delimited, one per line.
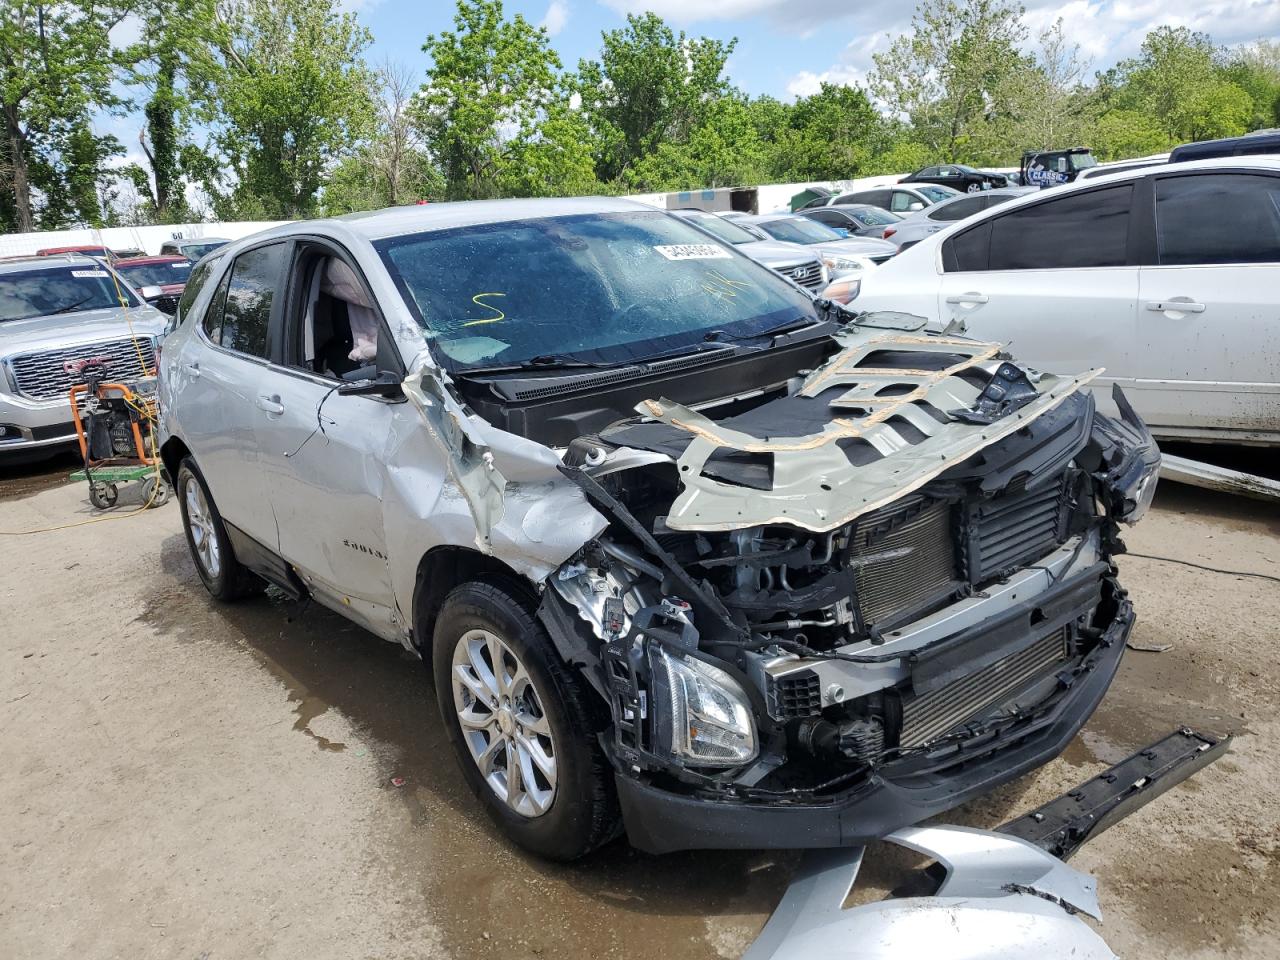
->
432, 579, 619, 860
967, 182, 982, 193
176, 458, 264, 601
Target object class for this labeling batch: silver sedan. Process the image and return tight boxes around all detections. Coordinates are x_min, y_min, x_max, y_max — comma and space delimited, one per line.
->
881, 186, 1037, 250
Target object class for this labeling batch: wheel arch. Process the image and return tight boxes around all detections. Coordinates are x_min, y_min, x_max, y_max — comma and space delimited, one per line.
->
411, 545, 534, 652
159, 435, 192, 486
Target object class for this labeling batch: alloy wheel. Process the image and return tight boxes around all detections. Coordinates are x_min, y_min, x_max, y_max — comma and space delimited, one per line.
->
451, 628, 558, 818
184, 479, 222, 578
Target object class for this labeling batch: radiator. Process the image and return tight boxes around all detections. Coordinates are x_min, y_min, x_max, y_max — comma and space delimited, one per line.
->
899, 627, 1069, 749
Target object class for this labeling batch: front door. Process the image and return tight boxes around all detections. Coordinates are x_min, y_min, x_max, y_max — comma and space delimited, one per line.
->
249, 243, 402, 638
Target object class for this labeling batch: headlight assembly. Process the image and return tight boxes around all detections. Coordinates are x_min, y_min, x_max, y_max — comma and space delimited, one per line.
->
823, 256, 865, 277
653, 648, 758, 767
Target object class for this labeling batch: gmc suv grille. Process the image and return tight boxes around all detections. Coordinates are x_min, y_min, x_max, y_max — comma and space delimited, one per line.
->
8, 337, 157, 401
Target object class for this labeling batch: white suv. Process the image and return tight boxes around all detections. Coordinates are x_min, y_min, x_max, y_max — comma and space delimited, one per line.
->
852, 157, 1280, 446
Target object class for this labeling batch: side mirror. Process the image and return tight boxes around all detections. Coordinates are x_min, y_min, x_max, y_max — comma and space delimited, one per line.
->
908, 202, 924, 211
833, 227, 850, 238
338, 370, 404, 399
139, 285, 164, 300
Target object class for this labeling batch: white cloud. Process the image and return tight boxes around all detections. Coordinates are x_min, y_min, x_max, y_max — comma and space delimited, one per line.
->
541, 0, 570, 37
600, 0, 890, 32
786, 65, 867, 99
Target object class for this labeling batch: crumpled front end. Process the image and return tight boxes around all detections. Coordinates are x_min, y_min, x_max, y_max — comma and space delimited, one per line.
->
535, 321, 1160, 853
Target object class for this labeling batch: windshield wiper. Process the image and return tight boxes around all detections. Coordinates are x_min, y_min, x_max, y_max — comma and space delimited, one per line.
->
456, 353, 612, 376
46, 296, 97, 316
701, 316, 829, 345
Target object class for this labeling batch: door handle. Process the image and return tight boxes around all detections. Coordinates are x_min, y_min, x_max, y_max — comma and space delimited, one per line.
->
183, 360, 201, 378
255, 395, 285, 415
1145, 300, 1205, 314
945, 293, 989, 305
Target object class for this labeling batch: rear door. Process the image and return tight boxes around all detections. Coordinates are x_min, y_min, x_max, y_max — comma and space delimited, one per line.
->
1134, 170, 1280, 439
936, 183, 1140, 414
248, 241, 403, 637
176, 241, 289, 547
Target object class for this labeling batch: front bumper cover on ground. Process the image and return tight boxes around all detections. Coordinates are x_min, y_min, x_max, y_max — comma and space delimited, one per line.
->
615, 591, 1134, 854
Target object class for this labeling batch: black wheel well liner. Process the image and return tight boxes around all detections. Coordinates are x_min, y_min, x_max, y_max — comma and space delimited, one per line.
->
159, 435, 191, 485
411, 545, 533, 651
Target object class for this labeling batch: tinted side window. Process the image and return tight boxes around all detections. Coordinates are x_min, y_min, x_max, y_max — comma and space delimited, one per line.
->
808, 210, 843, 226
176, 256, 218, 327
220, 243, 286, 358
943, 220, 992, 272
929, 196, 985, 222
987, 185, 1132, 270
202, 271, 229, 342
1155, 174, 1280, 265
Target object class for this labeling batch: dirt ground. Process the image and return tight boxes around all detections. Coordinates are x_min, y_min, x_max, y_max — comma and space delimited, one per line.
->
1, 458, 1277, 960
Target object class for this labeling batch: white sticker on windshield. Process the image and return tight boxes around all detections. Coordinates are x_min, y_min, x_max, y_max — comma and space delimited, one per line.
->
653, 243, 731, 261
71, 269, 109, 278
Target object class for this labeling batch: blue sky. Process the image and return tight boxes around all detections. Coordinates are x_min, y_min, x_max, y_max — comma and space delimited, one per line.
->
353, 0, 1280, 99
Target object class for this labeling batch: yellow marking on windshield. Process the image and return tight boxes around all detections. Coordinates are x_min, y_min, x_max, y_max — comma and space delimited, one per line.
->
702, 270, 754, 302
462, 292, 507, 326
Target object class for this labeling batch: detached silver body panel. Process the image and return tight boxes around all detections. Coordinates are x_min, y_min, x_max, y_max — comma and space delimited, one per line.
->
743, 825, 1114, 960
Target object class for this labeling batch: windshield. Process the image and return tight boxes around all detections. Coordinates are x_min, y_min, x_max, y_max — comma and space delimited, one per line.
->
851, 207, 900, 226
182, 241, 227, 260
755, 217, 843, 245
918, 185, 961, 203
1070, 153, 1098, 170
117, 260, 192, 288
375, 211, 815, 370
0, 265, 140, 322
678, 212, 758, 245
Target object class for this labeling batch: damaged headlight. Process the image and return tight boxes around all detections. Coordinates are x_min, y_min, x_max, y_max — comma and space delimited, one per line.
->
654, 648, 758, 767
1093, 385, 1161, 524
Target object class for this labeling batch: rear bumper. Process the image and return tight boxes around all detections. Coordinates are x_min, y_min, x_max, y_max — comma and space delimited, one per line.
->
616, 592, 1133, 854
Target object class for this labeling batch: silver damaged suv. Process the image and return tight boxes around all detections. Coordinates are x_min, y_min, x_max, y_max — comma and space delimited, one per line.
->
158, 198, 1160, 860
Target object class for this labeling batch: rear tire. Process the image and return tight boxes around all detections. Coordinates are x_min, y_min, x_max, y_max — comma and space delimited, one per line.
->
432, 578, 620, 860
176, 458, 264, 601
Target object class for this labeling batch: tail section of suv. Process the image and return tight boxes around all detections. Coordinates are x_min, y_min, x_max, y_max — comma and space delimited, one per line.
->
158, 199, 1157, 859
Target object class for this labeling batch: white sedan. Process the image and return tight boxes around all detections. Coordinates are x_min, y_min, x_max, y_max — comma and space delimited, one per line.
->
851, 157, 1280, 446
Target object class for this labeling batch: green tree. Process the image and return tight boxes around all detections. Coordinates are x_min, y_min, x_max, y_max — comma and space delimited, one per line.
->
773, 83, 885, 181
416, 0, 593, 200
196, 0, 376, 219
1090, 108, 1169, 161
577, 13, 736, 184
870, 0, 1035, 164
1220, 39, 1280, 130
1005, 19, 1097, 153
0, 1, 131, 231
629, 95, 769, 190
1103, 27, 1252, 145
121, 0, 222, 223
321, 62, 444, 214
